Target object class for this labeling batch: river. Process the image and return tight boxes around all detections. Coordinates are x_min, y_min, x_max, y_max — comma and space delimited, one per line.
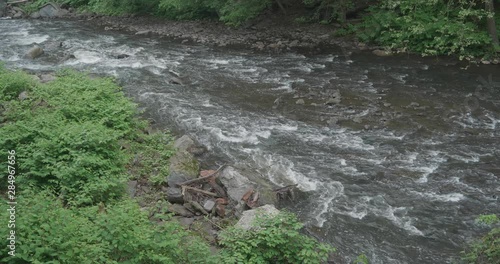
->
1, 19, 499, 263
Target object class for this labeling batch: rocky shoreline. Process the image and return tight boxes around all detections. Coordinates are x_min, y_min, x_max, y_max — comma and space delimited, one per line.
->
0, 1, 372, 54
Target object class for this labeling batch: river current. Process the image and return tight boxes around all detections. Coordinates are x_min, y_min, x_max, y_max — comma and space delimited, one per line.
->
1, 19, 499, 263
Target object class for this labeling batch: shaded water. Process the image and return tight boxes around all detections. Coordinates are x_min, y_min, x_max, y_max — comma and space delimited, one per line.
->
1, 19, 499, 263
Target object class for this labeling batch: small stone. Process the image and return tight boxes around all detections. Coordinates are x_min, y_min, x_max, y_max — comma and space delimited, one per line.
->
165, 187, 184, 204
372, 49, 392, 57
296, 99, 305, 105
383, 103, 391, 107
203, 200, 216, 212
18, 91, 29, 101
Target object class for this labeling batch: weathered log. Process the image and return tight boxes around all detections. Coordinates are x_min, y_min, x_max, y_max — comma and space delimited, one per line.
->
182, 185, 219, 197
189, 200, 209, 215
176, 164, 226, 186
208, 178, 227, 197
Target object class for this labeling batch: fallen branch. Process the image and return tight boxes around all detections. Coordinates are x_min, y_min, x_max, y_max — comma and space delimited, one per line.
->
182, 185, 219, 197
7, 0, 30, 4
176, 164, 226, 187
189, 200, 209, 215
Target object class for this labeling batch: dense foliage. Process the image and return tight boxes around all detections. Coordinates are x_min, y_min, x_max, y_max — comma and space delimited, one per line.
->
356, 0, 496, 59
0, 191, 215, 263
461, 214, 500, 264
218, 211, 335, 263
0, 69, 139, 206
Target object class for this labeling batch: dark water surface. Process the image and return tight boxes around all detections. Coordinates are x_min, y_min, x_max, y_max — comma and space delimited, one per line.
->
1, 19, 499, 263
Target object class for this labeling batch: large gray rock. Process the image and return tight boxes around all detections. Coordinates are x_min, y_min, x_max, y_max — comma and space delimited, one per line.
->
24, 45, 44, 59
236, 204, 280, 230
219, 166, 253, 202
167, 150, 199, 187
32, 3, 69, 18
174, 135, 196, 152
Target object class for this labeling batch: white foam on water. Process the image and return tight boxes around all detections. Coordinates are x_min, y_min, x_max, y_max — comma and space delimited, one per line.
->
410, 191, 465, 202
72, 50, 103, 64
447, 151, 480, 163
15, 34, 49, 45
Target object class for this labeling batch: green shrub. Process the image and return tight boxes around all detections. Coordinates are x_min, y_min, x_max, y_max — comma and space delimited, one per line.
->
0, 192, 215, 263
0, 69, 140, 206
356, 0, 493, 59
218, 211, 335, 264
461, 214, 500, 263
0, 66, 36, 102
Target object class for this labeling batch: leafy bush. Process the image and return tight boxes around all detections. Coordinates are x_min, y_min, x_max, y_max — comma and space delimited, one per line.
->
461, 214, 500, 264
0, 192, 215, 263
0, 66, 36, 102
356, 0, 493, 59
125, 131, 175, 185
218, 211, 335, 264
0, 69, 141, 206
157, 0, 271, 26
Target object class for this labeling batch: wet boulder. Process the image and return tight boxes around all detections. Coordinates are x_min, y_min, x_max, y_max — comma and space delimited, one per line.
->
24, 45, 44, 59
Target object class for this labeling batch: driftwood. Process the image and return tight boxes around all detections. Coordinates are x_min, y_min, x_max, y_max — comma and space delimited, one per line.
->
182, 185, 219, 197
273, 184, 298, 201
189, 200, 209, 215
208, 178, 227, 197
176, 164, 226, 187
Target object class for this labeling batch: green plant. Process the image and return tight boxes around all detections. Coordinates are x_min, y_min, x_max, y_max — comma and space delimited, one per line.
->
354, 253, 369, 264
0, 69, 140, 206
218, 211, 335, 264
0, 191, 215, 263
126, 131, 175, 185
461, 214, 500, 263
356, 0, 494, 59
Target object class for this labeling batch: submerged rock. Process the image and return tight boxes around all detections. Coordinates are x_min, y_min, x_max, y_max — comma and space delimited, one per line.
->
25, 45, 44, 59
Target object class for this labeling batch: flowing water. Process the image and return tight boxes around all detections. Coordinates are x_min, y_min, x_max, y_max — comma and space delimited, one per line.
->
1, 19, 499, 263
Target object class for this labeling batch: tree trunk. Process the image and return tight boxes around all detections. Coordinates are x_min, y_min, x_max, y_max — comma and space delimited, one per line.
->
486, 0, 499, 47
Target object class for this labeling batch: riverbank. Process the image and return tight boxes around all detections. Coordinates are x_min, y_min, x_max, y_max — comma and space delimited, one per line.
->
0, 2, 375, 54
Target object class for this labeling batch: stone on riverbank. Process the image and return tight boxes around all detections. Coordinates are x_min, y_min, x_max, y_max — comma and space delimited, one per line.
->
31, 3, 69, 19
236, 204, 280, 230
